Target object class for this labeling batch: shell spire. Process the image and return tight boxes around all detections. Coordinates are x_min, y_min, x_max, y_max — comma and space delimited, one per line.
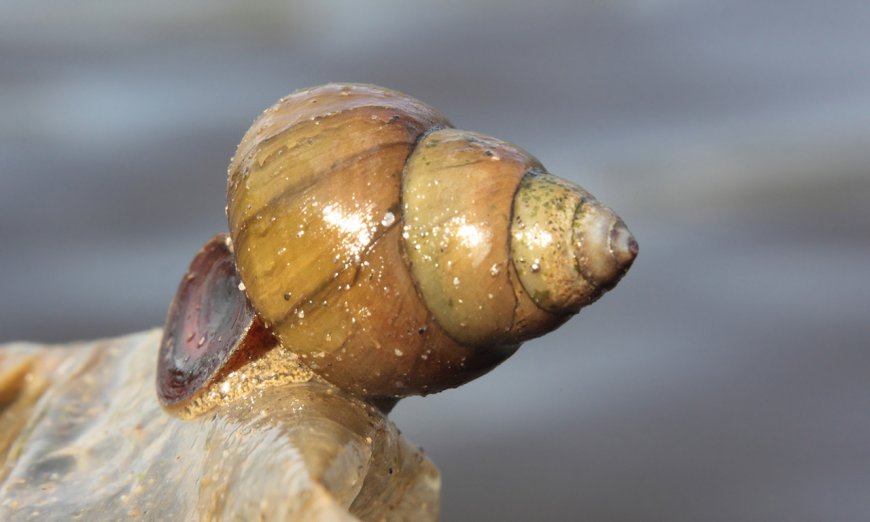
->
510, 171, 637, 314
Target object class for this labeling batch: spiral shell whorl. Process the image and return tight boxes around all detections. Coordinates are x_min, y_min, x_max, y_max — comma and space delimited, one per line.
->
401, 129, 563, 347
227, 84, 483, 397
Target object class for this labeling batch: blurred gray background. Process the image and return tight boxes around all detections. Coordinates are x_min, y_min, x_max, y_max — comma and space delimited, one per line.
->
2, 1, 869, 520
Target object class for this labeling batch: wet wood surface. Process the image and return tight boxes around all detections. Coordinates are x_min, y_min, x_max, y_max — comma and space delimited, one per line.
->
0, 330, 439, 521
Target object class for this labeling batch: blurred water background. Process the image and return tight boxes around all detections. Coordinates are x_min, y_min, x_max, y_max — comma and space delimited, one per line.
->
2, 1, 869, 520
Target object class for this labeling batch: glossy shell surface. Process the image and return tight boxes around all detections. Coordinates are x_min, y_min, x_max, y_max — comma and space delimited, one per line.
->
226, 83, 637, 398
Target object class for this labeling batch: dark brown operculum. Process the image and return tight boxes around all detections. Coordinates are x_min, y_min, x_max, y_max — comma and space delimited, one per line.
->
157, 234, 276, 408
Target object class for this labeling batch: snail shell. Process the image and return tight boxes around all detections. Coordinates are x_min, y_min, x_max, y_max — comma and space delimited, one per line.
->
220, 83, 637, 399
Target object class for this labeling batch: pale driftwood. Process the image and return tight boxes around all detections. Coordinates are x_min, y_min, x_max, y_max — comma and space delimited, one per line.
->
0, 329, 439, 521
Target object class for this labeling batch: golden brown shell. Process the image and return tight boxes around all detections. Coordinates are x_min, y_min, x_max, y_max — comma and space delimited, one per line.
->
225, 83, 637, 399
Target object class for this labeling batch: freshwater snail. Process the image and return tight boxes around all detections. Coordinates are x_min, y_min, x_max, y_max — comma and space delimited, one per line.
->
158, 83, 637, 413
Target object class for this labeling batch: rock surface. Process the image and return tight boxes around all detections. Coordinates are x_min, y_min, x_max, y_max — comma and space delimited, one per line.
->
0, 329, 439, 521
